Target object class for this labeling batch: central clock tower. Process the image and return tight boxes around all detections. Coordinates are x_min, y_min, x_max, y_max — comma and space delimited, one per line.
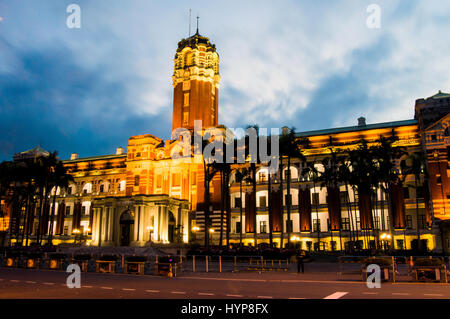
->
172, 29, 220, 132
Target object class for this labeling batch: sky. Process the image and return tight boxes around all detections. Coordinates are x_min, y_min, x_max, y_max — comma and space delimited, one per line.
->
1, 0, 450, 161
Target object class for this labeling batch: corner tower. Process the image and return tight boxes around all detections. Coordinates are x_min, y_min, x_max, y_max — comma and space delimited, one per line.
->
172, 29, 220, 132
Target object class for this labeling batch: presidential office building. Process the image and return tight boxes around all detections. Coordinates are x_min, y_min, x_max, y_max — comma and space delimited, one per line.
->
4, 30, 450, 253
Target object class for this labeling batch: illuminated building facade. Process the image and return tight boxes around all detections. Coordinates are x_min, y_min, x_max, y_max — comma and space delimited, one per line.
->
3, 31, 450, 252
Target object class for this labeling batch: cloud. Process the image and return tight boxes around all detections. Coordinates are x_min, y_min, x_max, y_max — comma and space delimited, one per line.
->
1, 0, 450, 160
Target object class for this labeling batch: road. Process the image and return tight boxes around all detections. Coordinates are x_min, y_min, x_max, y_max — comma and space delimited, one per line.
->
1, 267, 449, 299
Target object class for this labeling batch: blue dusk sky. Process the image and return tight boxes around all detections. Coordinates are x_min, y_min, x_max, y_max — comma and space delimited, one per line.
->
1, 0, 450, 160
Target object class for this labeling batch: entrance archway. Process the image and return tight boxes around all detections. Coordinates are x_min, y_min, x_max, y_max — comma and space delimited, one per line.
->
119, 211, 134, 246
168, 211, 175, 243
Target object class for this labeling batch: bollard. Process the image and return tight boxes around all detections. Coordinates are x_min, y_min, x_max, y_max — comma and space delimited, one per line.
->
392, 256, 396, 283
234, 256, 237, 272
260, 256, 263, 271
206, 255, 208, 273
155, 255, 159, 275
193, 255, 196, 272
219, 256, 222, 273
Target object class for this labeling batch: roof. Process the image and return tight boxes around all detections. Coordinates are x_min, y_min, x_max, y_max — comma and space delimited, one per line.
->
295, 119, 418, 138
428, 90, 450, 100
13, 145, 50, 160
63, 153, 127, 164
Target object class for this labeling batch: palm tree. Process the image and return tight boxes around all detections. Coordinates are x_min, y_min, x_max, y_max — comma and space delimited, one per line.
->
371, 136, 406, 251
234, 168, 251, 246
319, 149, 344, 251
48, 159, 74, 245
401, 151, 428, 251
245, 124, 260, 246
280, 127, 304, 247
302, 159, 321, 251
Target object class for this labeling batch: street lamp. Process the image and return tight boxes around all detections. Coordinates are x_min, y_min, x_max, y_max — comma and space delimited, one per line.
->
380, 232, 391, 253
209, 228, 215, 245
290, 235, 301, 249
147, 226, 154, 245
72, 229, 80, 244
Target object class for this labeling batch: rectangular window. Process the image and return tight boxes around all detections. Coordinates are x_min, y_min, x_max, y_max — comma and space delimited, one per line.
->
134, 175, 140, 186
431, 134, 437, 141
374, 216, 380, 230
260, 221, 267, 234
183, 112, 189, 125
182, 81, 190, 91
259, 172, 266, 182
437, 175, 442, 185
184, 93, 189, 106
416, 186, 424, 198
418, 215, 427, 229
403, 187, 410, 199
235, 197, 242, 208
312, 193, 320, 206
235, 221, 242, 234
396, 239, 404, 250
286, 219, 293, 233
191, 172, 196, 185
406, 215, 413, 229
172, 174, 181, 187
285, 194, 292, 206
63, 226, 68, 236
156, 175, 162, 188
356, 217, 361, 230
313, 219, 321, 232
341, 218, 350, 231
99, 184, 104, 193
259, 196, 267, 208
65, 206, 71, 216
81, 206, 86, 215
339, 191, 348, 203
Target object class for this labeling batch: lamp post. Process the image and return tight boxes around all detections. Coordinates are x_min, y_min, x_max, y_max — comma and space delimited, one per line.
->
72, 229, 80, 244
147, 226, 154, 246
380, 232, 391, 253
191, 226, 200, 243
209, 228, 215, 246
290, 235, 300, 249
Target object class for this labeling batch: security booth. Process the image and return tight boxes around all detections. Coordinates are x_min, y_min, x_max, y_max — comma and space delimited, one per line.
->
124, 256, 147, 275
48, 253, 66, 270
72, 254, 91, 272
156, 256, 180, 277
96, 255, 118, 273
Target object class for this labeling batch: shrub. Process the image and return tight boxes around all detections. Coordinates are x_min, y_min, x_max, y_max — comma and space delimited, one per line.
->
73, 254, 91, 261
126, 256, 147, 262
98, 255, 118, 261
414, 258, 443, 266
363, 257, 392, 266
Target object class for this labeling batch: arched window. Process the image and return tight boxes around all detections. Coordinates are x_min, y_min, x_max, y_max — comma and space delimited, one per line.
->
82, 183, 92, 194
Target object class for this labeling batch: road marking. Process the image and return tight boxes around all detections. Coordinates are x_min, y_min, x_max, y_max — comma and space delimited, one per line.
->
43, 282, 55, 285
183, 276, 266, 283
101, 287, 113, 290
198, 292, 215, 296
145, 290, 160, 293
362, 292, 378, 295
25, 281, 36, 284
424, 294, 443, 297
226, 294, 243, 297
289, 297, 306, 299
82, 285, 93, 288
171, 291, 186, 294
122, 288, 136, 291
323, 292, 349, 299
10, 280, 20, 282
392, 293, 410, 296
257, 296, 273, 299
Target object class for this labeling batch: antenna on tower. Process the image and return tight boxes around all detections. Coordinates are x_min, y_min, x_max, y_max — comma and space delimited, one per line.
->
188, 9, 191, 37
196, 14, 199, 34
